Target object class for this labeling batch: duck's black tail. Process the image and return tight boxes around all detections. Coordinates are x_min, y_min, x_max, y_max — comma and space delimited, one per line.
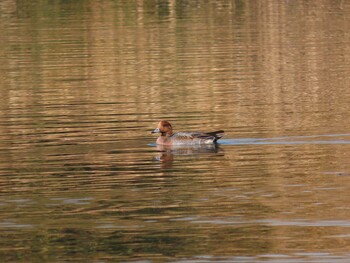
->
206, 130, 225, 142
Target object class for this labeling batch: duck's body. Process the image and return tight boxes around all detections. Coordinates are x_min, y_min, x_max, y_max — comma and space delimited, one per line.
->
152, 121, 224, 145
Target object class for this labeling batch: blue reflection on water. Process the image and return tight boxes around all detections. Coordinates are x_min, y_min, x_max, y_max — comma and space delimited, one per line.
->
220, 133, 350, 145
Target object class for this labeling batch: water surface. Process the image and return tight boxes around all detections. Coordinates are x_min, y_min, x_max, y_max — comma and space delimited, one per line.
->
1, 0, 350, 262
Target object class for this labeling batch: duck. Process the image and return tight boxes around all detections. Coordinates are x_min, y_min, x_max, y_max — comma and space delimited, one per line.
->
151, 120, 224, 145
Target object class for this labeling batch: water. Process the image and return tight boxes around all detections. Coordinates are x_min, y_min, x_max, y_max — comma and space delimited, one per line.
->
1, 0, 350, 262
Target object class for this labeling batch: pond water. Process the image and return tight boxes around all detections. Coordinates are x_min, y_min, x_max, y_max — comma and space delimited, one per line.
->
1, 0, 350, 262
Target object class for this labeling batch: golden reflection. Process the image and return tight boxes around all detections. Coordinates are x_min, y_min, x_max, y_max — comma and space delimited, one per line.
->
0, 0, 350, 261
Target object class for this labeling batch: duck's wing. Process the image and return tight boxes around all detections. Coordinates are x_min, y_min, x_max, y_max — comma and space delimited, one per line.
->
171, 132, 196, 140
173, 131, 224, 143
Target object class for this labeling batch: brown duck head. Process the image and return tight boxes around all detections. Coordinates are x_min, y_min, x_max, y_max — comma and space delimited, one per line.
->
151, 121, 173, 136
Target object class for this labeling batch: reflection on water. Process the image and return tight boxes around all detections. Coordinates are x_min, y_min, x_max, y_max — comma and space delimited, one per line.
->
221, 133, 350, 145
1, 0, 350, 262
154, 143, 223, 168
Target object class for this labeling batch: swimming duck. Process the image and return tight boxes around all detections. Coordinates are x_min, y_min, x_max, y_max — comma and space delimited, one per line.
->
151, 120, 224, 145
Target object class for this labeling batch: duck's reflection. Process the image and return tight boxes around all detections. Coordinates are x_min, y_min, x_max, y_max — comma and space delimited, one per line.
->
154, 143, 224, 167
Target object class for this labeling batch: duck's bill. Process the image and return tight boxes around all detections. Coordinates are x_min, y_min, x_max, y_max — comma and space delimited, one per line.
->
151, 128, 160, 134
